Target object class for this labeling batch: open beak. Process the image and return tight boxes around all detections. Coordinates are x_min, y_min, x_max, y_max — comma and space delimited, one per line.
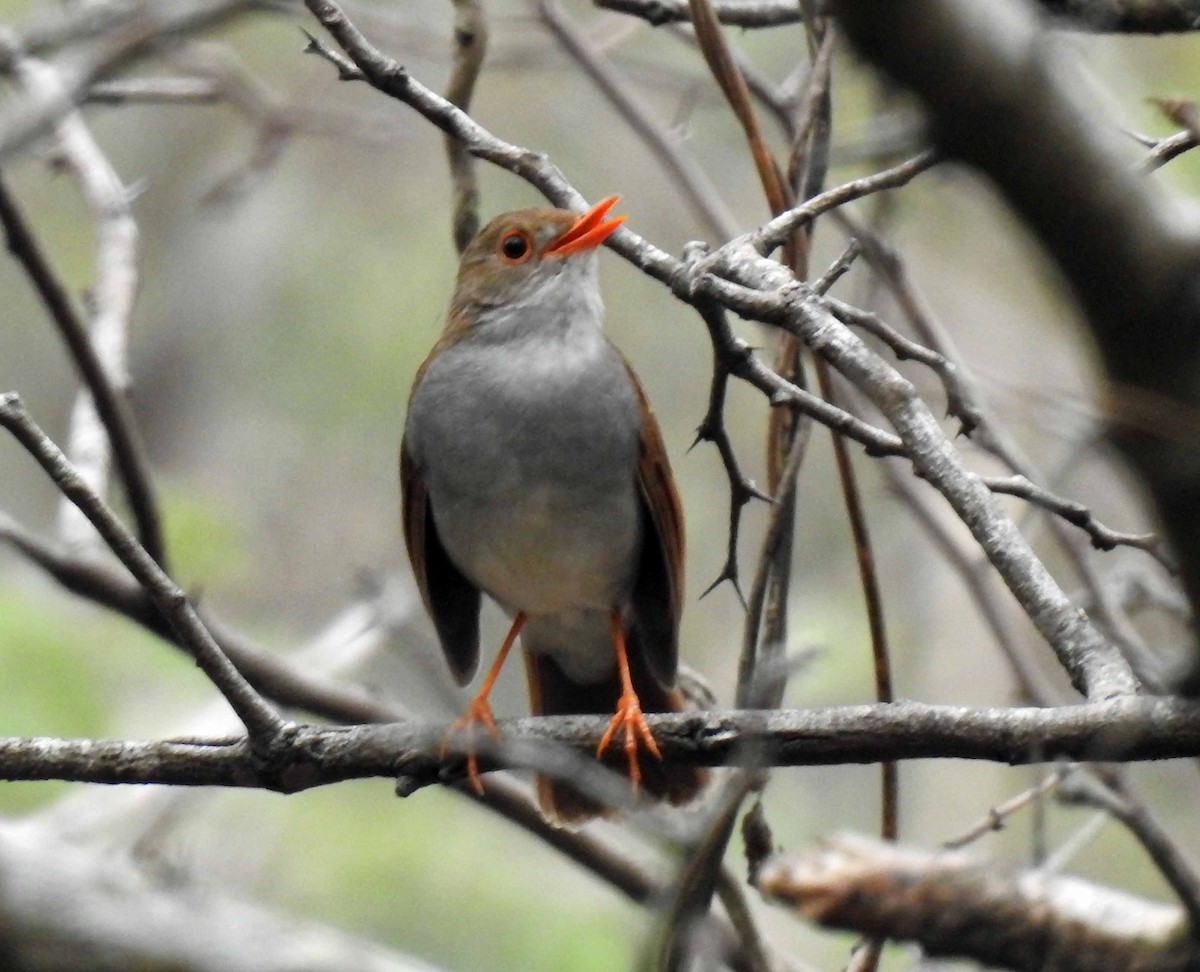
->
545, 196, 626, 257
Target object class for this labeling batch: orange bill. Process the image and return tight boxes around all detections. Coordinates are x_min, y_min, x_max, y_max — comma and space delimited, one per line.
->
545, 196, 627, 256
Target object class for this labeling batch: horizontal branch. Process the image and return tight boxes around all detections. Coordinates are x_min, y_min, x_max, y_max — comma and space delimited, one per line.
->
4, 698, 1200, 793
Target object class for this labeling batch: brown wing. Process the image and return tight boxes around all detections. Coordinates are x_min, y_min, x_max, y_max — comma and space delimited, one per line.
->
619, 354, 685, 689
401, 435, 481, 685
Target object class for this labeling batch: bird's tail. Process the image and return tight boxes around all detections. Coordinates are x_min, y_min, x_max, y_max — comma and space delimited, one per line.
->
523, 628, 708, 826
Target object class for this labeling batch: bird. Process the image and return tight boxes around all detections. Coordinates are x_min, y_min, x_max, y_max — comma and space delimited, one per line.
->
400, 196, 706, 823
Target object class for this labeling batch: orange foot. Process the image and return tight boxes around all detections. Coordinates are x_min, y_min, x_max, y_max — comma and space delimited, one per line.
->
440, 696, 500, 795
596, 689, 663, 790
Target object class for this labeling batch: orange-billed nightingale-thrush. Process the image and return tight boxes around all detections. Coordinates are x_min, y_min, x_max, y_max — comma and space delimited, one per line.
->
400, 197, 707, 823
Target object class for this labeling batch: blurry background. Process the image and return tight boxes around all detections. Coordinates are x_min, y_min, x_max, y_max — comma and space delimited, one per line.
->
1, 1, 1198, 968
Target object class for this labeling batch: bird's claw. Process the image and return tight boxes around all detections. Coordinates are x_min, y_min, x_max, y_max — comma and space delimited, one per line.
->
596, 691, 662, 790
441, 697, 500, 795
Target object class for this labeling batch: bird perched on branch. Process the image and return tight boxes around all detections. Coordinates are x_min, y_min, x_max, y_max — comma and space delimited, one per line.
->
401, 197, 706, 823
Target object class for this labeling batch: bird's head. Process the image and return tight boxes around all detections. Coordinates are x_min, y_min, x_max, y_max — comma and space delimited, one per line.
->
446, 196, 626, 338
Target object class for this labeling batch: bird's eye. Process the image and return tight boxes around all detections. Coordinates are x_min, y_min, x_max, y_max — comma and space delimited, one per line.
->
499, 230, 532, 263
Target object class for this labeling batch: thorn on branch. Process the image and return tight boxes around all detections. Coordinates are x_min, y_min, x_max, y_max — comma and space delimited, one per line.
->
980, 473, 1173, 571
300, 28, 363, 81
824, 295, 982, 438
694, 354, 769, 606
812, 237, 862, 295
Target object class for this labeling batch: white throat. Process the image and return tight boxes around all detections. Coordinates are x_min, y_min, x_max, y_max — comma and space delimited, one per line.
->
474, 255, 605, 344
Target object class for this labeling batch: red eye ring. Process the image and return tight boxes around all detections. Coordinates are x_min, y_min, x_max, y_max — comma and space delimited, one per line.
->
498, 230, 532, 264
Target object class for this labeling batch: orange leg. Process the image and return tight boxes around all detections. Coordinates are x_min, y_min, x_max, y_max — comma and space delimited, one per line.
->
441, 611, 526, 794
596, 607, 662, 789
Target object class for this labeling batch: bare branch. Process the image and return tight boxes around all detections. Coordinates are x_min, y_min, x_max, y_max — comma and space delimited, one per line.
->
980, 473, 1171, 566
696, 250, 1141, 700
0, 510, 400, 726
824, 294, 978, 434
0, 170, 164, 565
6, 698, 1200, 790
751, 150, 939, 254
828, 0, 1200, 689
0, 394, 286, 744
10, 56, 146, 563
538, 0, 739, 241
1139, 127, 1199, 172
943, 767, 1074, 850
691, 335, 766, 605
596, 0, 808, 29
757, 833, 1189, 972
445, 0, 488, 252
1061, 771, 1200, 936
0, 0, 281, 160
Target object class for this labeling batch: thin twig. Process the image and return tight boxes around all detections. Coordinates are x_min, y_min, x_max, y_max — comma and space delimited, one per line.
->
811, 238, 862, 295
818, 367, 897, 838
12, 57, 146, 564
445, 0, 488, 252
836, 214, 1157, 678
692, 343, 767, 605
1139, 128, 1199, 172
877, 456, 1058, 705
0, 510, 400, 726
824, 294, 978, 434
980, 474, 1171, 566
751, 150, 939, 254
538, 0, 740, 241
738, 393, 814, 708
1060, 770, 1200, 936
596, 0, 809, 28
0, 393, 285, 745
0, 171, 165, 565
943, 766, 1073, 850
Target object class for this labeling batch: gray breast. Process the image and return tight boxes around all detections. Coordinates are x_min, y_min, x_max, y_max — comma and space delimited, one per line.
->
405, 328, 644, 617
